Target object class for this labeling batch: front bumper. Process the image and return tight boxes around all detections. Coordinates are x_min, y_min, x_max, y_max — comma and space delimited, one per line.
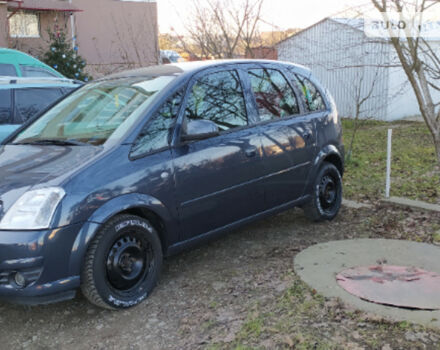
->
0, 223, 83, 304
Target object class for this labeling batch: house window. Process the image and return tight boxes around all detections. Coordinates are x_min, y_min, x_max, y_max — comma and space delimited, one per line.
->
9, 12, 40, 38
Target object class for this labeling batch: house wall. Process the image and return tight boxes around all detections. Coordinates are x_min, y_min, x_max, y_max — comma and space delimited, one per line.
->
73, 0, 159, 77
8, 11, 71, 58
0, 3, 8, 47
386, 41, 440, 121
386, 64, 421, 120
278, 19, 392, 120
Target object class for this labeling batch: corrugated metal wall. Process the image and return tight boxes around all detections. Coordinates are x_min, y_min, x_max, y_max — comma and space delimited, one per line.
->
278, 19, 391, 120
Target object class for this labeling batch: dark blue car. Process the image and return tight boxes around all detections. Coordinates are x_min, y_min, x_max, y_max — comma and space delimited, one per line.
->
0, 60, 344, 309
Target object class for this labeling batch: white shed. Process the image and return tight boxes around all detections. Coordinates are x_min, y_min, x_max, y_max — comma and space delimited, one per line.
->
277, 17, 440, 121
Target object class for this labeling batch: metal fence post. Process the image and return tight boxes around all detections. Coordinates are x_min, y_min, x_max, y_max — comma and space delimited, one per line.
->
385, 129, 392, 198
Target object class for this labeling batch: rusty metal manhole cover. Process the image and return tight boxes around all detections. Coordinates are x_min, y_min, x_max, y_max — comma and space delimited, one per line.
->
336, 265, 440, 310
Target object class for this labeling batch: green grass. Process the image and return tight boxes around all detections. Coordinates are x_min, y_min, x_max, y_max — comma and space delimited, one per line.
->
342, 119, 439, 203
240, 316, 264, 338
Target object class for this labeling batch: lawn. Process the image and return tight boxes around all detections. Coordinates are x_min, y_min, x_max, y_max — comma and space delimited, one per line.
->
342, 119, 440, 204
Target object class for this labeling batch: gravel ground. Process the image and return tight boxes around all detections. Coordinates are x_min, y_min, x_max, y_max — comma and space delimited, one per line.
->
0, 203, 439, 350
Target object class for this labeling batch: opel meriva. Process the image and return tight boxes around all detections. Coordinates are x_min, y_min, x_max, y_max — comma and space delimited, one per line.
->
0, 60, 344, 309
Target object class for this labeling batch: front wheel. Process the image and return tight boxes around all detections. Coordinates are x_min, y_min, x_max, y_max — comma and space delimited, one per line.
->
303, 162, 342, 222
81, 214, 163, 310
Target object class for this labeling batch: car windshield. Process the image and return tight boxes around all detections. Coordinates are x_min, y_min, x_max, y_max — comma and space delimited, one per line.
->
12, 75, 176, 146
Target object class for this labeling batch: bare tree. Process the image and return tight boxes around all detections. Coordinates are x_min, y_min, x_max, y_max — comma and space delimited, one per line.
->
173, 0, 265, 59
346, 68, 380, 161
369, 0, 440, 164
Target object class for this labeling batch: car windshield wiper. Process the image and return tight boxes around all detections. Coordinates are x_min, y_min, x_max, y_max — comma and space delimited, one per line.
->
13, 138, 89, 146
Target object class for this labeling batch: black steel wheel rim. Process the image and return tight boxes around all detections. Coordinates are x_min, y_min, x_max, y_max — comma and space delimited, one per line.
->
319, 174, 337, 211
106, 232, 152, 291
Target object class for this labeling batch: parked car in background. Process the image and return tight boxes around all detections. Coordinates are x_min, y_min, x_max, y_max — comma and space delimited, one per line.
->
160, 50, 184, 64
0, 60, 343, 309
0, 48, 64, 78
0, 77, 82, 142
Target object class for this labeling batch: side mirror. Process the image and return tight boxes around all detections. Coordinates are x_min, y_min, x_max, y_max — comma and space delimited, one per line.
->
182, 119, 219, 141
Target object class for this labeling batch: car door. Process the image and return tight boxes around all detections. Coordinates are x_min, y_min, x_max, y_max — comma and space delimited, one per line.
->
172, 68, 266, 240
246, 66, 317, 209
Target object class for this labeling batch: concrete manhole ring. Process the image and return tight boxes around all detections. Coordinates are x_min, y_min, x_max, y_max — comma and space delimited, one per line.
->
294, 239, 440, 327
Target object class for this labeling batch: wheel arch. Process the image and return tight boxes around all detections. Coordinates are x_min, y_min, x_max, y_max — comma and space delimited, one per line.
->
68, 193, 178, 277
305, 144, 344, 195
117, 207, 168, 251
322, 152, 344, 177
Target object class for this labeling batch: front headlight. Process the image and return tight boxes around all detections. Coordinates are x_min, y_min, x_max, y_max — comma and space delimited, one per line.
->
0, 187, 65, 230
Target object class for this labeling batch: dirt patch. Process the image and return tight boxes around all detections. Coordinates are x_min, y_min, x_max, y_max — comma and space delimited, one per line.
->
0, 204, 439, 349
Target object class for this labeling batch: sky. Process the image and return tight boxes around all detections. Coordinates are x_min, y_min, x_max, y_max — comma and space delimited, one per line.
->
157, 0, 369, 34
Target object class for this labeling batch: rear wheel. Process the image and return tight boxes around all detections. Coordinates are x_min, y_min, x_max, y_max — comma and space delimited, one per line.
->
303, 162, 342, 222
81, 214, 162, 310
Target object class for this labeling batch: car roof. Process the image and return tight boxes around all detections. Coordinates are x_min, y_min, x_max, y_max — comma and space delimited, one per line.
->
0, 48, 65, 78
0, 76, 83, 89
99, 59, 312, 81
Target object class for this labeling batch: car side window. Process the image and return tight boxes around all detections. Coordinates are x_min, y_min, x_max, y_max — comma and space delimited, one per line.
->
294, 74, 326, 112
185, 70, 247, 132
20, 65, 59, 78
14, 88, 63, 123
0, 90, 12, 124
0, 63, 17, 77
131, 89, 184, 157
248, 68, 299, 121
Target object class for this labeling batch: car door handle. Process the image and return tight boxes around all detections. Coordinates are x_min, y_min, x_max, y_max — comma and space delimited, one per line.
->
245, 147, 257, 158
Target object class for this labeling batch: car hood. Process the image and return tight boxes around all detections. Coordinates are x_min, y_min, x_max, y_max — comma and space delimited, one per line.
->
0, 144, 104, 215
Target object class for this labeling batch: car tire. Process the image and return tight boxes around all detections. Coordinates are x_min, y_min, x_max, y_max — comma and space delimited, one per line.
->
81, 214, 162, 310
303, 162, 342, 222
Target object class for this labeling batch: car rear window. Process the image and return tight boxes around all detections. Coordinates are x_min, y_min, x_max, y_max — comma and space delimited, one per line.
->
248, 68, 299, 121
20, 65, 59, 78
14, 88, 64, 123
0, 90, 12, 124
0, 63, 17, 77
